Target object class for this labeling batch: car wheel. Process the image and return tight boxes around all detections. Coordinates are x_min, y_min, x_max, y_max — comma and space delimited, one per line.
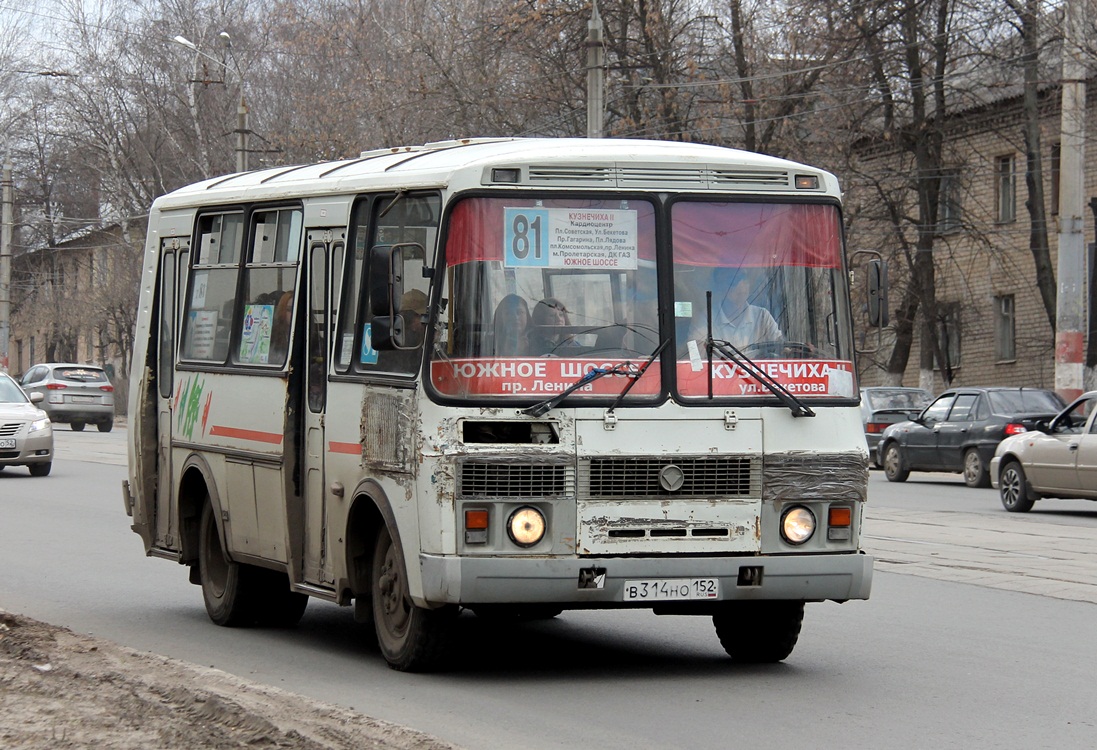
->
999, 461, 1036, 512
29, 463, 51, 477
372, 524, 456, 672
713, 601, 804, 663
70, 422, 85, 432
962, 449, 990, 488
882, 443, 909, 482
97, 421, 114, 433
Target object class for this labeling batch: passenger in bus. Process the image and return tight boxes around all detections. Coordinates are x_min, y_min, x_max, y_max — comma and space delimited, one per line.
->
695, 268, 782, 350
269, 291, 294, 364
530, 297, 577, 355
491, 294, 531, 356
398, 289, 428, 348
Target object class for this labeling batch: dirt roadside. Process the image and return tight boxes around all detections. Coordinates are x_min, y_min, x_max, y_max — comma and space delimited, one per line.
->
0, 609, 459, 750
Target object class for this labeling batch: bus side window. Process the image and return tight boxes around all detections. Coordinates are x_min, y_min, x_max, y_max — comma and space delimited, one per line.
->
181, 213, 244, 363
345, 192, 440, 376
234, 207, 302, 367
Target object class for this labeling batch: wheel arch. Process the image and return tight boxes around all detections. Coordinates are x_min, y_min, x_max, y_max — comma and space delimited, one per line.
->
177, 453, 224, 567
343, 479, 401, 605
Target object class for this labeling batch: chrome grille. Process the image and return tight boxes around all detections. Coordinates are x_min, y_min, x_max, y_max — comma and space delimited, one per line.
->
459, 461, 572, 498
583, 456, 759, 498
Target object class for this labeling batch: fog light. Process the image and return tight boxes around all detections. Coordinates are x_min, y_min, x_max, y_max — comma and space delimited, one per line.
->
781, 506, 815, 545
507, 506, 546, 547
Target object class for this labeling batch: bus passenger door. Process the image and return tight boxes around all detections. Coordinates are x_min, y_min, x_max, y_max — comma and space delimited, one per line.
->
154, 240, 187, 547
301, 232, 340, 584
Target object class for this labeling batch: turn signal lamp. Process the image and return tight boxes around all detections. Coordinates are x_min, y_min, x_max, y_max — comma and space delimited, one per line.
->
795, 174, 820, 189
828, 506, 852, 541
465, 509, 489, 544
1004, 423, 1028, 436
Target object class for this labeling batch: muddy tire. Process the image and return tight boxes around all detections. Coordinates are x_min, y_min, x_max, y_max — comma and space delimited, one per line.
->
199, 502, 261, 626
714, 601, 805, 663
371, 525, 456, 672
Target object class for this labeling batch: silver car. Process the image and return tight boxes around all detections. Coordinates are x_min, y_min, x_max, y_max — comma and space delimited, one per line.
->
20, 363, 116, 432
0, 372, 54, 476
991, 391, 1097, 512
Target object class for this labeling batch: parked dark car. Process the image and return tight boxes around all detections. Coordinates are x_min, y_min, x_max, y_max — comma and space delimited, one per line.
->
860, 387, 932, 466
876, 387, 1066, 487
19, 363, 116, 432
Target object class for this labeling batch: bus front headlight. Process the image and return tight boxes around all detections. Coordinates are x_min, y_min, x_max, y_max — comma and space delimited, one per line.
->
781, 506, 816, 545
507, 506, 546, 547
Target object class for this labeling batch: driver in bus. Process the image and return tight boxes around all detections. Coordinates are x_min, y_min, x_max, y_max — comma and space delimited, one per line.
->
703, 268, 782, 350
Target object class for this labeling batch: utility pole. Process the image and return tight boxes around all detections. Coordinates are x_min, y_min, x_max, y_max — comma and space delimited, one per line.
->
586, 1, 604, 138
1055, 0, 1088, 401
0, 160, 12, 373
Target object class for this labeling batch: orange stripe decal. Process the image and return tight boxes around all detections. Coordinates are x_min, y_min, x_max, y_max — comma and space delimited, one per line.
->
208, 425, 284, 444
328, 441, 361, 455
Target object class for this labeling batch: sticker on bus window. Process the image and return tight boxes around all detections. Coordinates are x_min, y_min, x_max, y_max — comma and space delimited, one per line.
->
360, 323, 379, 364
238, 304, 274, 364
503, 207, 638, 270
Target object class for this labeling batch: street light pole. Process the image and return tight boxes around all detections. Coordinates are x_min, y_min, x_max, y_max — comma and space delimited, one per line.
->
173, 33, 250, 173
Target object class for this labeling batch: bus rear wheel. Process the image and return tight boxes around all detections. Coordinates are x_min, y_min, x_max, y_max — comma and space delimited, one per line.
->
371, 525, 455, 672
199, 502, 260, 626
713, 601, 804, 663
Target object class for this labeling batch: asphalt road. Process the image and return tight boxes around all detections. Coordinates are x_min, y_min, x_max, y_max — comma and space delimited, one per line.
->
2, 427, 1095, 749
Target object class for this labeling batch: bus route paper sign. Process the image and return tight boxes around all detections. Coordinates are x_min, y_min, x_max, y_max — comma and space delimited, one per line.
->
503, 207, 638, 270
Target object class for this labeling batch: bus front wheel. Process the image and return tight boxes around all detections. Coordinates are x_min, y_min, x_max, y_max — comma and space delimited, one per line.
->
713, 601, 804, 663
371, 525, 455, 672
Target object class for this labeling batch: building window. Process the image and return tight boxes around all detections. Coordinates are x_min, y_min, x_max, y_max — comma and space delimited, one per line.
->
995, 155, 1016, 222
938, 170, 962, 232
994, 294, 1015, 362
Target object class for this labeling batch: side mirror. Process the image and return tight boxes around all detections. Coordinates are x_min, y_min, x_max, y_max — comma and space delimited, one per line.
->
369, 242, 427, 351
867, 259, 888, 328
907, 411, 922, 422
29, 392, 44, 404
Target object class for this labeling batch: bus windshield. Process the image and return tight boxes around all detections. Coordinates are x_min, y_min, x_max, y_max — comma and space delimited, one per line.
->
429, 195, 855, 404
671, 200, 856, 401
431, 196, 662, 402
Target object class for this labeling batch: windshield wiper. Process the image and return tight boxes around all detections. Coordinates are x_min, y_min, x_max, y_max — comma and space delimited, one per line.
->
522, 340, 667, 418
703, 292, 815, 418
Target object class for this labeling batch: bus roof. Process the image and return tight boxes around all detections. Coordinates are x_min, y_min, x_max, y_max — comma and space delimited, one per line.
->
152, 137, 840, 210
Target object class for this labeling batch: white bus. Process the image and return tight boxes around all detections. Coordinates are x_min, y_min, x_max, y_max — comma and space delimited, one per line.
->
124, 138, 878, 671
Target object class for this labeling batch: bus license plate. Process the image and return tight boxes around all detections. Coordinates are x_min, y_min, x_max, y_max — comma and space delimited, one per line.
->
623, 578, 719, 602
0, 438, 15, 449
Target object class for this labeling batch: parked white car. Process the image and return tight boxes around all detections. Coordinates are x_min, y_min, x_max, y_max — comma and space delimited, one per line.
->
990, 391, 1097, 512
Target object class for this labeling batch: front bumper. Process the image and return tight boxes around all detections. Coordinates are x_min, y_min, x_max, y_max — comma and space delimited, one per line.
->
419, 551, 873, 606
0, 428, 53, 466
